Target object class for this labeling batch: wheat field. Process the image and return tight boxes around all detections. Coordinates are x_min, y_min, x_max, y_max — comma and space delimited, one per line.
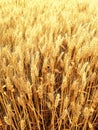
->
0, 0, 98, 130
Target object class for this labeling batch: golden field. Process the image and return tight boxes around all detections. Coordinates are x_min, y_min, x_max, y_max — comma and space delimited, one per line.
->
0, 0, 98, 129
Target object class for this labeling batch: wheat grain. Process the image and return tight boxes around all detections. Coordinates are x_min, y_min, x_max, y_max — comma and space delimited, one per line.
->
0, 0, 98, 129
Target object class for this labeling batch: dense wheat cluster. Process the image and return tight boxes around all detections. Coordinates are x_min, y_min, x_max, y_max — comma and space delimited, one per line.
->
0, 0, 98, 130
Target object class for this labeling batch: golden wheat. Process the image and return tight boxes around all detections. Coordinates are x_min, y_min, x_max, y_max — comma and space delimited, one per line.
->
0, 0, 98, 130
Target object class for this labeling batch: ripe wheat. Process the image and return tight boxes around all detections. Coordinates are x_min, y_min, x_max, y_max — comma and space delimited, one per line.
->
0, 0, 98, 130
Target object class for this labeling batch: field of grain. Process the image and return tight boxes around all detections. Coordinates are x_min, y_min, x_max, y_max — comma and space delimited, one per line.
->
0, 0, 98, 130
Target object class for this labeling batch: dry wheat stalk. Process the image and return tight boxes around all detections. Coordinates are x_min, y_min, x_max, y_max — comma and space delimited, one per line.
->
0, 0, 98, 129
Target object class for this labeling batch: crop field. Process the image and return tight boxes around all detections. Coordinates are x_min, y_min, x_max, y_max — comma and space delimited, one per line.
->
0, 0, 98, 130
